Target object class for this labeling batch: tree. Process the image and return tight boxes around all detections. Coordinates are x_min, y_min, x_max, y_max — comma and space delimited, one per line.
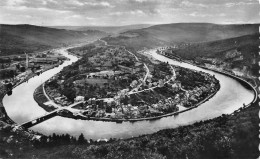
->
78, 133, 86, 144
20, 66, 26, 72
16, 64, 20, 70
6, 83, 13, 90
121, 95, 129, 105
48, 79, 59, 88
61, 88, 76, 102
7, 90, 12, 96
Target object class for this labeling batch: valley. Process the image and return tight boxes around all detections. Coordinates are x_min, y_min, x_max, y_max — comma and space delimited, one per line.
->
0, 23, 258, 158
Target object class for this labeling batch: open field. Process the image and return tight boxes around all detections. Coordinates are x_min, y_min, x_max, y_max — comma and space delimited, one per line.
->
85, 78, 109, 86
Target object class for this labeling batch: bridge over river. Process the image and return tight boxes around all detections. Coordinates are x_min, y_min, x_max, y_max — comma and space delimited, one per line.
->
20, 101, 84, 129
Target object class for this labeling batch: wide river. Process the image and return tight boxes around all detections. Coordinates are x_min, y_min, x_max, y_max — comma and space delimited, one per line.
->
3, 47, 254, 140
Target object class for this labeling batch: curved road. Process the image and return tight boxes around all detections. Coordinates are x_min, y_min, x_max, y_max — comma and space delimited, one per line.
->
3, 46, 254, 140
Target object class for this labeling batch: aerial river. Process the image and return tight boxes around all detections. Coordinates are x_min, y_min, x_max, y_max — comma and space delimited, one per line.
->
3, 47, 254, 140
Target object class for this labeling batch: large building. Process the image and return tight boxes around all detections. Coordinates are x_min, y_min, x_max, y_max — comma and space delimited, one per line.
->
30, 57, 58, 64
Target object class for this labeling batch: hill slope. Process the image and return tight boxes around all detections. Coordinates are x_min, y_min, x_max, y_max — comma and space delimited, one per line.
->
50, 24, 152, 34
102, 23, 259, 50
0, 24, 107, 56
171, 34, 259, 59
168, 34, 259, 76
143, 23, 258, 43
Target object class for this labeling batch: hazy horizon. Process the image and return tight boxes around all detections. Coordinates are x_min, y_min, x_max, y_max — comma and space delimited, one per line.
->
0, 0, 259, 26
1, 22, 260, 27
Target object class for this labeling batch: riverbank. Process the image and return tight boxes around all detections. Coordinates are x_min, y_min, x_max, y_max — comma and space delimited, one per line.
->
199, 65, 258, 104
0, 71, 38, 125
33, 84, 57, 112
0, 66, 63, 157
176, 57, 258, 104
160, 53, 257, 104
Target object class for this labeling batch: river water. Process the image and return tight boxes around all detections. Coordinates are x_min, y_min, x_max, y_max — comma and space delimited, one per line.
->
3, 48, 254, 140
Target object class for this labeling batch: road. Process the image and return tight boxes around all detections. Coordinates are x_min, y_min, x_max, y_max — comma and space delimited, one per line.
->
20, 100, 84, 128
143, 63, 149, 82
42, 83, 60, 108
99, 39, 151, 93
128, 65, 175, 95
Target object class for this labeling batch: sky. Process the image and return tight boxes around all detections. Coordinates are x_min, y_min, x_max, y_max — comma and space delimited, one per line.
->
0, 0, 259, 26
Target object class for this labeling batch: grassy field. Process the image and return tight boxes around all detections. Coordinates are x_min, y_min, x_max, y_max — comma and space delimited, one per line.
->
85, 78, 109, 86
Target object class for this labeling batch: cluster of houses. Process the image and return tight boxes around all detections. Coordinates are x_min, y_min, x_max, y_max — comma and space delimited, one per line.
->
44, 45, 181, 118
151, 97, 179, 113
45, 85, 73, 106
158, 46, 253, 79
74, 47, 147, 95
0, 50, 67, 83
44, 44, 219, 120
29, 51, 67, 65
72, 96, 172, 119
75, 46, 146, 84
71, 80, 183, 119
87, 47, 136, 70
157, 47, 182, 61
197, 56, 249, 77
45, 46, 148, 106
185, 84, 214, 103
68, 64, 181, 119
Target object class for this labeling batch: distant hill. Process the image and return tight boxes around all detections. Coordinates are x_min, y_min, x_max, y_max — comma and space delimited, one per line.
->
171, 34, 259, 60
0, 24, 108, 56
143, 23, 258, 43
49, 24, 152, 34
102, 23, 259, 50
169, 34, 259, 73
103, 30, 169, 50
1, 23, 258, 56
